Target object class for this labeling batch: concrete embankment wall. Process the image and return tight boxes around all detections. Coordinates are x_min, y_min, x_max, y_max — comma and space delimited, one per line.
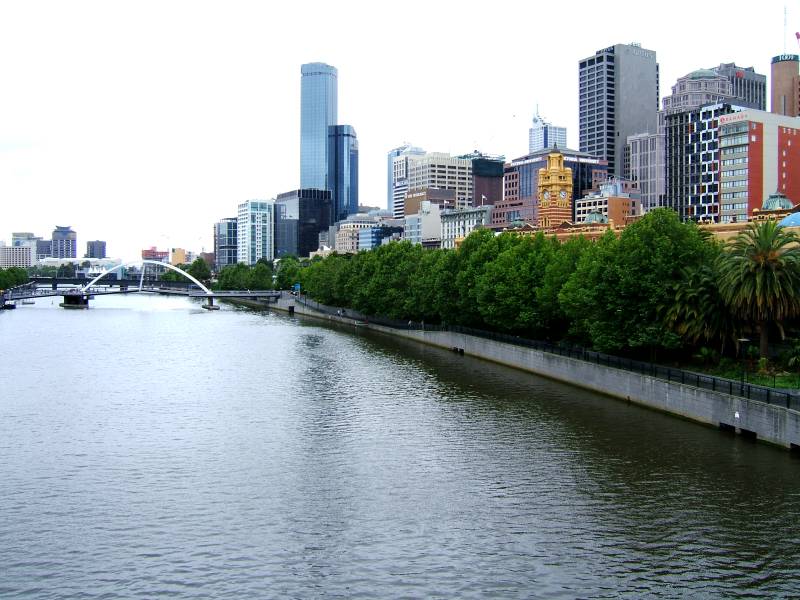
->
270, 296, 800, 450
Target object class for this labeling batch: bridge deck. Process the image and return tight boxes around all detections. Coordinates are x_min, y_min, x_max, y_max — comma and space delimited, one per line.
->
3, 285, 282, 301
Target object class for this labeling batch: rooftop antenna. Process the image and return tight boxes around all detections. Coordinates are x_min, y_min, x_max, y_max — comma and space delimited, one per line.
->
785, 4, 788, 53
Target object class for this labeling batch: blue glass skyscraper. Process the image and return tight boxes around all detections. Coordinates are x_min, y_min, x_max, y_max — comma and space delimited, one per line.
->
328, 125, 358, 222
300, 63, 338, 190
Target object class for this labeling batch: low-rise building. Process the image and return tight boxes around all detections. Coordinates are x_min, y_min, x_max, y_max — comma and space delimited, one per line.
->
142, 247, 169, 262
575, 179, 642, 224
404, 201, 442, 247
441, 206, 492, 249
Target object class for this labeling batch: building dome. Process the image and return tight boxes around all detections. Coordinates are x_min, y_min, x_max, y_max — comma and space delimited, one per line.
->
687, 68, 719, 79
762, 191, 795, 211
778, 212, 800, 228
584, 211, 609, 225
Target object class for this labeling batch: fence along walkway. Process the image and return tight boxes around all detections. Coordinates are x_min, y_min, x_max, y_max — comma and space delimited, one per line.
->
291, 294, 800, 412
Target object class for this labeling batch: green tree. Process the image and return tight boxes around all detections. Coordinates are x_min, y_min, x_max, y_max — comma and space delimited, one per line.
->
536, 235, 592, 340
663, 262, 741, 355
248, 262, 273, 290
0, 267, 28, 290
57, 263, 76, 278
186, 257, 212, 282
275, 256, 302, 290
560, 209, 714, 354
475, 232, 557, 334
216, 263, 250, 290
449, 229, 518, 327
717, 220, 800, 358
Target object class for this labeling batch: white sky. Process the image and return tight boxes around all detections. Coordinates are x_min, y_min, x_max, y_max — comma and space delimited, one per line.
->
0, 0, 796, 260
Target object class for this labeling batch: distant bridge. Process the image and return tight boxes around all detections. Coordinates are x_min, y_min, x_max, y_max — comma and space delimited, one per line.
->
1, 260, 280, 310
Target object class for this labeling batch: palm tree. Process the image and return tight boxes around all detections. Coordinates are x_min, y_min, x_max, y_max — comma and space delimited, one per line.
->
664, 263, 741, 355
717, 220, 800, 358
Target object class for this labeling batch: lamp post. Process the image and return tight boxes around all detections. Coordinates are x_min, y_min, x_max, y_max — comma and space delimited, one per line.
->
738, 338, 751, 385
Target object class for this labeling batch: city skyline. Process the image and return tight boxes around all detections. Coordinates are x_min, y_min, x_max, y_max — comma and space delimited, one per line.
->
0, 0, 796, 260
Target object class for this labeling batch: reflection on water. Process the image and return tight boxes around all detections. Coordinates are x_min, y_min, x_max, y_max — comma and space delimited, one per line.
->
0, 294, 798, 598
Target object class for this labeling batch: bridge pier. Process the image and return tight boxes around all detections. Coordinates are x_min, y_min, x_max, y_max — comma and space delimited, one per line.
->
202, 296, 220, 311
59, 294, 90, 309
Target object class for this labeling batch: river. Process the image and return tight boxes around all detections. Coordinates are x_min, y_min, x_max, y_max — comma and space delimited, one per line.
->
1, 293, 799, 598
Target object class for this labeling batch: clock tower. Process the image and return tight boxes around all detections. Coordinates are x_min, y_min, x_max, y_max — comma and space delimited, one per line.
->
537, 150, 573, 229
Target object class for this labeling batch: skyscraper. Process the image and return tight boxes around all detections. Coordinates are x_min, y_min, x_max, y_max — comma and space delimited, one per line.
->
388, 144, 426, 218
327, 125, 358, 222
579, 43, 659, 178
237, 200, 274, 265
274, 189, 332, 258
529, 111, 567, 153
213, 218, 238, 271
300, 63, 338, 190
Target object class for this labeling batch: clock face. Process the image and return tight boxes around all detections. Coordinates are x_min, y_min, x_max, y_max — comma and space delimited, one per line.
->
559, 190, 567, 199
543, 191, 550, 200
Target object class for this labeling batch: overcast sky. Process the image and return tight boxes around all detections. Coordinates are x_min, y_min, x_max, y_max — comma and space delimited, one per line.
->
0, 0, 796, 260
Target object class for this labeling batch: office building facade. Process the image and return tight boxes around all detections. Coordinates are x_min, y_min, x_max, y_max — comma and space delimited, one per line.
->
627, 128, 665, 212
406, 153, 473, 212
529, 112, 567, 153
213, 218, 238, 271
579, 43, 659, 178
666, 102, 743, 222
51, 226, 77, 259
328, 125, 358, 222
718, 110, 800, 223
713, 63, 766, 110
440, 206, 493, 249
85, 240, 107, 259
771, 54, 800, 117
300, 62, 338, 190
237, 199, 275, 265
274, 189, 332, 259
387, 144, 425, 212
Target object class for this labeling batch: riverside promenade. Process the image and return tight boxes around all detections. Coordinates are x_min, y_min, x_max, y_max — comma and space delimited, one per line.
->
267, 293, 800, 451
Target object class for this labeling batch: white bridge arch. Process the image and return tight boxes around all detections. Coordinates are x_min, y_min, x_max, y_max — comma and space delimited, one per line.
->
81, 259, 212, 295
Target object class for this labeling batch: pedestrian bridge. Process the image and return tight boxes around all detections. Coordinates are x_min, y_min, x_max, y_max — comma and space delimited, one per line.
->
1, 260, 280, 310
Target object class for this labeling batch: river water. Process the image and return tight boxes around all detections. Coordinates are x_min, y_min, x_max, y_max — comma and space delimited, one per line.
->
1, 294, 799, 598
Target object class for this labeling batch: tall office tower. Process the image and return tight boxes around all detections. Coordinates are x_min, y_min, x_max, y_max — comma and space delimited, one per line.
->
213, 217, 238, 271
771, 54, 800, 117
274, 189, 332, 258
51, 226, 77, 258
237, 200, 275, 265
327, 125, 359, 223
666, 102, 742, 222
300, 62, 338, 190
85, 241, 106, 259
627, 127, 665, 213
389, 144, 426, 218
529, 111, 567, 153
579, 43, 659, 178
712, 63, 766, 110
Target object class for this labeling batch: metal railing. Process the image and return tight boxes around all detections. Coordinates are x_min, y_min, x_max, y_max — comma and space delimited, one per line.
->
290, 294, 800, 411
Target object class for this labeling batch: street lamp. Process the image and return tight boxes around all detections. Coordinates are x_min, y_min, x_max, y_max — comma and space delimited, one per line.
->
738, 338, 751, 384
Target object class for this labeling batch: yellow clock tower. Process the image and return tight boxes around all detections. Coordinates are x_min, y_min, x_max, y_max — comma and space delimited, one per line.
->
537, 151, 573, 229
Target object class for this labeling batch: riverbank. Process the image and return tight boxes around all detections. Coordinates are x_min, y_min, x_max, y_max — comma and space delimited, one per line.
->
268, 293, 800, 451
